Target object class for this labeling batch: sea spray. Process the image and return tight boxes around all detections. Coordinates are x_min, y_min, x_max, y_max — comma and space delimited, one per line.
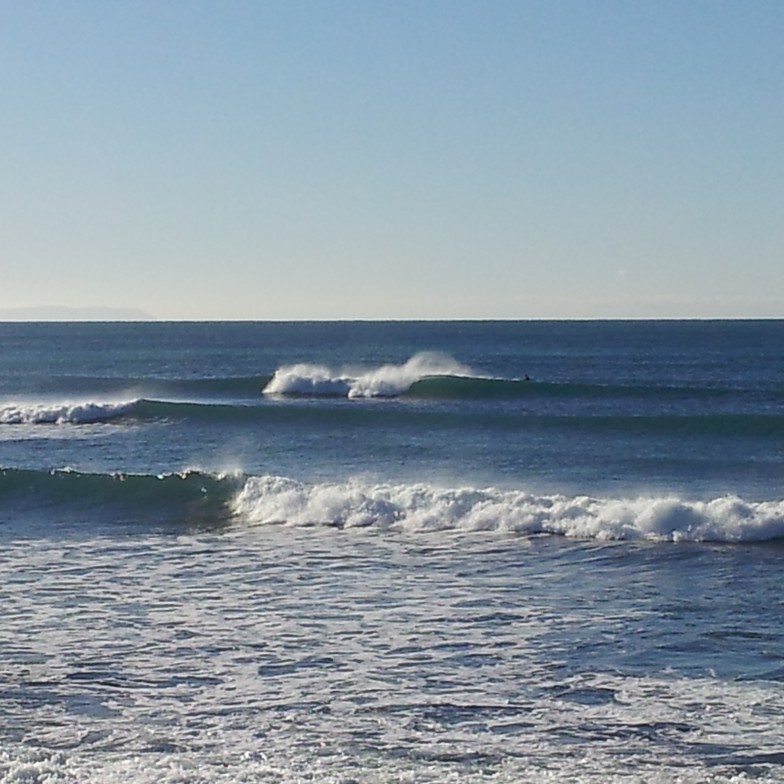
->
263, 352, 475, 398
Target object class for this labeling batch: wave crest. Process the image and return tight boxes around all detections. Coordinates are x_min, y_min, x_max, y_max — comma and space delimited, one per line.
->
232, 476, 784, 543
262, 352, 476, 399
0, 400, 138, 425
4, 467, 782, 543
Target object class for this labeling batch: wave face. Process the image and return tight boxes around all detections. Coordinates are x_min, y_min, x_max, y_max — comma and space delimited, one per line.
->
0, 468, 242, 532
263, 352, 476, 398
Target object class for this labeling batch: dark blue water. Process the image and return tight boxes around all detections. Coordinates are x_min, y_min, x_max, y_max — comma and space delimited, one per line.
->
1, 320, 783, 783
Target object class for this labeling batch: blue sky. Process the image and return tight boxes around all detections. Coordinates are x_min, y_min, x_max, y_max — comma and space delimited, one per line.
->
2, 0, 782, 319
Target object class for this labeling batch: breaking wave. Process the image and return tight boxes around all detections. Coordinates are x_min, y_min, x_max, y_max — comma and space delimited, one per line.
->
3, 468, 783, 543
0, 400, 138, 425
262, 352, 477, 398
234, 476, 784, 543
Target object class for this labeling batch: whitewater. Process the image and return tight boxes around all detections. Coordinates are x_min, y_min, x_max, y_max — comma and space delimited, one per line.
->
262, 351, 477, 398
1, 319, 784, 783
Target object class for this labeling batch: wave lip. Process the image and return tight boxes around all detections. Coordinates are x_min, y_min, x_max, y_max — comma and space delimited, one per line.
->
232, 476, 784, 543
262, 352, 476, 399
0, 399, 138, 425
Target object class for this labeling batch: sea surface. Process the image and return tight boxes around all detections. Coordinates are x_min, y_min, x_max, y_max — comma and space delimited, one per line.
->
1, 319, 783, 783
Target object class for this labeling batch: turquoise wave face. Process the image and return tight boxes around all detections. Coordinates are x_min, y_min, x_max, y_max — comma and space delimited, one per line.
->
0, 468, 242, 534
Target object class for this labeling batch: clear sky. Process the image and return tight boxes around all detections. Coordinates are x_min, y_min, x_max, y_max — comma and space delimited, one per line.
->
2, 0, 782, 320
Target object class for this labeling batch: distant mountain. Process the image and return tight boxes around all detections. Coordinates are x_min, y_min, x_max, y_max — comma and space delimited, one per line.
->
0, 306, 154, 321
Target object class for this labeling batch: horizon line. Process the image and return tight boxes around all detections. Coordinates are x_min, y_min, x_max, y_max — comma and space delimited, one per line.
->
1, 315, 783, 324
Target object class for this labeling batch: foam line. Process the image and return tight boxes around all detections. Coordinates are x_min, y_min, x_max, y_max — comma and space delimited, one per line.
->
232, 476, 784, 543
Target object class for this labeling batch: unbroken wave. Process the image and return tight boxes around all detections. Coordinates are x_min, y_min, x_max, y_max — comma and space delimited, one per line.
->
0, 467, 243, 529
233, 475, 784, 543
6, 397, 784, 443
262, 352, 476, 399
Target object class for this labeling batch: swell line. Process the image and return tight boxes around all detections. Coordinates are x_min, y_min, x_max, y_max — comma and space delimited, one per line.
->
116, 399, 784, 437
3, 468, 784, 543
405, 376, 749, 402
6, 396, 784, 440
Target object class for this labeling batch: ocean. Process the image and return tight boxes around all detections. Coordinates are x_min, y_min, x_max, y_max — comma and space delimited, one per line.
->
1, 319, 783, 783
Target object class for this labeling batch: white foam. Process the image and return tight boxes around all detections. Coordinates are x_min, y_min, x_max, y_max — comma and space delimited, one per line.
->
3, 513, 783, 784
262, 352, 475, 398
232, 476, 784, 542
0, 743, 775, 784
0, 399, 137, 425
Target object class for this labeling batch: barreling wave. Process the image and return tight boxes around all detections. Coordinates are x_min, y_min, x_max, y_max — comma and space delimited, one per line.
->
262, 352, 477, 398
3, 468, 783, 542
233, 476, 784, 544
